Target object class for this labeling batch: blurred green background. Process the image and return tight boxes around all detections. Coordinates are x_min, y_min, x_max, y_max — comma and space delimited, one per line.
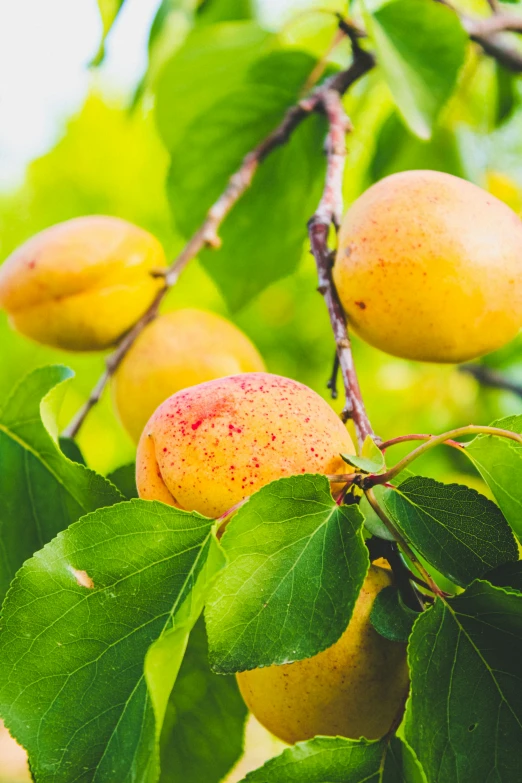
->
1, 0, 522, 777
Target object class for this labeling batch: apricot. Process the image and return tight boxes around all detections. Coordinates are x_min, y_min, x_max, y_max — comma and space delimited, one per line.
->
236, 564, 408, 744
333, 170, 522, 363
0, 216, 166, 351
136, 372, 354, 518
113, 309, 265, 443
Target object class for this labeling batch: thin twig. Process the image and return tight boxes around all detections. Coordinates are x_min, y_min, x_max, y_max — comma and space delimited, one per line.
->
327, 352, 340, 399
435, 0, 522, 71
62, 47, 375, 440
307, 86, 374, 447
460, 363, 522, 398
379, 433, 465, 451
372, 425, 522, 486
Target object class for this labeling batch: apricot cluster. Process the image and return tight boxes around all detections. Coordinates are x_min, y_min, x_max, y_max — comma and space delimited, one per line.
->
1, 168, 520, 744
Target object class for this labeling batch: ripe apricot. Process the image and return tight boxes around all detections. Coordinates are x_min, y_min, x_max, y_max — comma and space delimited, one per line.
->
236, 564, 408, 744
334, 170, 522, 363
113, 309, 265, 443
136, 372, 354, 518
0, 216, 166, 351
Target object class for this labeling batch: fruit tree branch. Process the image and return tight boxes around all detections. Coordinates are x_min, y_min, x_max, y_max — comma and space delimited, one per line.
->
308, 88, 375, 447
62, 36, 375, 440
436, 0, 522, 71
459, 363, 522, 398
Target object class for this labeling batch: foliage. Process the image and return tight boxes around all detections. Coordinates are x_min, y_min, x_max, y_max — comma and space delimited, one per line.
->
1, 0, 522, 781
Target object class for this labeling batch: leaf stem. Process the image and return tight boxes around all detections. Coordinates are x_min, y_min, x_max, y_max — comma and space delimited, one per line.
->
373, 425, 522, 486
365, 488, 445, 597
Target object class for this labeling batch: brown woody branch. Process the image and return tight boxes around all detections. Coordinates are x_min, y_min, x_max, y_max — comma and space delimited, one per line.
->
308, 87, 374, 447
64, 8, 522, 440
436, 0, 522, 71
63, 36, 375, 440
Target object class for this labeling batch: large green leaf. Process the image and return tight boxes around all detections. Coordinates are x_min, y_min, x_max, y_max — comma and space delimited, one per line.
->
364, 0, 467, 139
206, 474, 368, 673
0, 365, 122, 602
155, 21, 273, 151
159, 616, 247, 783
465, 416, 522, 540
383, 477, 517, 587
0, 500, 224, 783
238, 735, 426, 782
168, 50, 326, 310
406, 581, 522, 782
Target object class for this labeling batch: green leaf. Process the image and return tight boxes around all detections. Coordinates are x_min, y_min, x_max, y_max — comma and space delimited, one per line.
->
370, 585, 418, 642
343, 435, 385, 473
406, 581, 522, 782
197, 0, 253, 24
237, 735, 426, 782
0, 365, 123, 602
383, 477, 518, 587
167, 50, 326, 310
465, 416, 522, 540
363, 0, 467, 139
0, 500, 224, 783
159, 616, 247, 783
107, 462, 139, 499
495, 62, 518, 126
370, 110, 463, 182
485, 560, 522, 592
58, 435, 86, 465
361, 484, 396, 540
92, 0, 126, 65
155, 21, 273, 152
206, 474, 369, 672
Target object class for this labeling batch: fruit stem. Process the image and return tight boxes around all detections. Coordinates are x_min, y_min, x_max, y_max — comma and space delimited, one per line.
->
364, 488, 445, 598
372, 425, 522, 486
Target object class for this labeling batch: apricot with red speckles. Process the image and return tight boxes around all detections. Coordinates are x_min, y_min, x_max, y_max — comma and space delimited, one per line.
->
236, 564, 409, 744
334, 170, 522, 363
112, 309, 265, 442
0, 216, 165, 351
136, 372, 354, 518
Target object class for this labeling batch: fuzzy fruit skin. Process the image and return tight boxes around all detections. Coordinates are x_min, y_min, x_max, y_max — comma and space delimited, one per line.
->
113, 309, 265, 443
236, 565, 408, 744
136, 372, 354, 518
333, 170, 522, 363
0, 216, 166, 351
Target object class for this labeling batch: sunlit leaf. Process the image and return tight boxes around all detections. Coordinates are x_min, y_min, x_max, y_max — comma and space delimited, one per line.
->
0, 500, 224, 783
0, 365, 122, 602
206, 474, 368, 672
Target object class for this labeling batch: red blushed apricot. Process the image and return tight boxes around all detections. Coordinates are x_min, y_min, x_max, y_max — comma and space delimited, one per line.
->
136, 372, 354, 518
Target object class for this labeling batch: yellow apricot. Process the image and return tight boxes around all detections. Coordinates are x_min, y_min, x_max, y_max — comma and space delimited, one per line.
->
113, 309, 265, 443
236, 565, 408, 744
334, 170, 522, 363
0, 216, 166, 351
136, 372, 354, 518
